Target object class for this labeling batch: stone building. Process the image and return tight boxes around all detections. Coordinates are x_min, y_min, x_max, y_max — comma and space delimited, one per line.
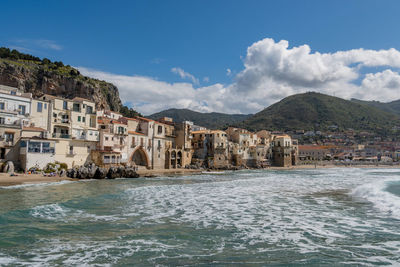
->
191, 129, 229, 168
271, 135, 293, 167
226, 127, 259, 167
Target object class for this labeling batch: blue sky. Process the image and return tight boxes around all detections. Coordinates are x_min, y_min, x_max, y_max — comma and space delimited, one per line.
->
1, 1, 400, 114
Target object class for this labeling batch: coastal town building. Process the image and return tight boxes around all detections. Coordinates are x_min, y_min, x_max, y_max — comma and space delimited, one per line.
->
298, 145, 331, 161
0, 86, 31, 163
39, 95, 99, 168
271, 134, 295, 167
91, 112, 128, 167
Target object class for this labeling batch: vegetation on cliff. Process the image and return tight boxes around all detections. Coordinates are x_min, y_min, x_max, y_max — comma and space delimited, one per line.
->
0, 47, 140, 116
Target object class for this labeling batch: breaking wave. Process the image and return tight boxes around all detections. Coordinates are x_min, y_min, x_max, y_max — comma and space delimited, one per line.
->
352, 178, 400, 219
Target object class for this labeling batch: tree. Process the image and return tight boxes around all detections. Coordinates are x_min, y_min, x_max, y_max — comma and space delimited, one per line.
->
42, 58, 51, 65
119, 105, 142, 118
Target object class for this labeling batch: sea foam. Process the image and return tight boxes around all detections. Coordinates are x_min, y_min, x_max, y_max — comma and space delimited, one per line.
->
352, 178, 400, 219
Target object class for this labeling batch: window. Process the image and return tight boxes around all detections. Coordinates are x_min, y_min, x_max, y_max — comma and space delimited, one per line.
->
5, 133, 14, 143
78, 116, 81, 122
73, 103, 80, 112
42, 142, 54, 153
105, 137, 109, 141
28, 141, 41, 153
44, 103, 47, 109
37, 102, 43, 112
148, 139, 151, 147
10, 91, 16, 95
87, 146, 90, 153
82, 117, 86, 123
69, 146, 74, 155
158, 125, 163, 134
0, 103, 4, 110
86, 106, 93, 114
0, 117, 5, 124
18, 105, 26, 115
63, 101, 68, 110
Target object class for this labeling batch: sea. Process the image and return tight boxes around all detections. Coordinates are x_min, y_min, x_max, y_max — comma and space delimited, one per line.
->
0, 168, 399, 266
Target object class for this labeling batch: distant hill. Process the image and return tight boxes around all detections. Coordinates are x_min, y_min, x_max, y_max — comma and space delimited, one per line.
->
149, 108, 252, 129
351, 99, 400, 116
239, 92, 400, 133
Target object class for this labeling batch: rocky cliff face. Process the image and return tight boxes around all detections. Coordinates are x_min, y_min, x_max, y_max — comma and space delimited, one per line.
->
0, 59, 122, 111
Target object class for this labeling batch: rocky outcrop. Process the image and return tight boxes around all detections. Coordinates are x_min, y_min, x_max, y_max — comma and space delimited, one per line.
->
0, 59, 122, 111
66, 164, 139, 179
2, 161, 14, 173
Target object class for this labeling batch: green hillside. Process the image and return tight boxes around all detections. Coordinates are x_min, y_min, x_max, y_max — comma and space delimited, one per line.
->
351, 99, 400, 116
239, 92, 400, 133
149, 108, 251, 129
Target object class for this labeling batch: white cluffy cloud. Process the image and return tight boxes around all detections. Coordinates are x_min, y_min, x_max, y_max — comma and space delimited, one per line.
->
79, 38, 400, 115
171, 67, 199, 85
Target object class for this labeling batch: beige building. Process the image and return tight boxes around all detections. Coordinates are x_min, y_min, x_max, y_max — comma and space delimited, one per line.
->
91, 114, 128, 167
39, 95, 99, 168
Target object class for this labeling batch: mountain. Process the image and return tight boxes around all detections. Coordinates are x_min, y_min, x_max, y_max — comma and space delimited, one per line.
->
239, 92, 400, 133
149, 108, 252, 129
0, 47, 140, 116
351, 99, 400, 116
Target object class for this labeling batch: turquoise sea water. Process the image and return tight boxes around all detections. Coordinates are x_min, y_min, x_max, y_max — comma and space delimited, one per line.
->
0, 168, 400, 266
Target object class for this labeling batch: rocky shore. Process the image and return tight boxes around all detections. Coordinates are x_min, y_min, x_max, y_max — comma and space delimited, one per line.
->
66, 163, 139, 179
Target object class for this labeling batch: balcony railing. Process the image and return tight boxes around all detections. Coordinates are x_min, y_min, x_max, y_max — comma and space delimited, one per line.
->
53, 118, 70, 124
52, 133, 71, 139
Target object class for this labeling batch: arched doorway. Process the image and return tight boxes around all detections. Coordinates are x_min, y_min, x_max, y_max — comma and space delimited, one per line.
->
171, 151, 176, 168
131, 147, 150, 168
177, 151, 182, 167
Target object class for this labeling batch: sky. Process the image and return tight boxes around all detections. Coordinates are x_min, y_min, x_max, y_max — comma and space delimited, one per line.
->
1, 0, 400, 115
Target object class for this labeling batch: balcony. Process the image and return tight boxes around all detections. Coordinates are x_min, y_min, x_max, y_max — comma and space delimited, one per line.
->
53, 118, 70, 124
52, 133, 71, 139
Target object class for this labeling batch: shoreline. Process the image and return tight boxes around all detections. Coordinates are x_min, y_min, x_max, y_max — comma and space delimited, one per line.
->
0, 164, 398, 187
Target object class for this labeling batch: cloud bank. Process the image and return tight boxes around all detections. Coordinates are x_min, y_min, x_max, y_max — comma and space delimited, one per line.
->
79, 38, 400, 115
